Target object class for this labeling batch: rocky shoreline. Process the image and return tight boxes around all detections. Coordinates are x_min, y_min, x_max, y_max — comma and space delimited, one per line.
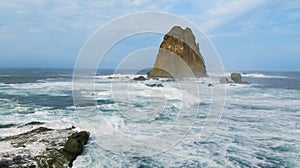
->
0, 122, 89, 167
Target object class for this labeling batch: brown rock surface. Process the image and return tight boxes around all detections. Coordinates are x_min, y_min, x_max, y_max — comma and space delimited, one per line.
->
147, 26, 207, 78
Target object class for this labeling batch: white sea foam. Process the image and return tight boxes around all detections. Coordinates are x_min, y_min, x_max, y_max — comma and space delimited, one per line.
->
241, 73, 288, 79
95, 74, 141, 80
0, 120, 77, 137
210, 72, 289, 79
5, 81, 72, 97
73, 155, 92, 168
1, 72, 300, 167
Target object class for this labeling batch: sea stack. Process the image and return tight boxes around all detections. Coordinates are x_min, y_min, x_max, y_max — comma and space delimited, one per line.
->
231, 72, 249, 84
147, 26, 208, 78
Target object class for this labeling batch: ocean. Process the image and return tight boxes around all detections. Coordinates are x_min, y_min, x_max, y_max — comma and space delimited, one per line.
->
0, 69, 299, 167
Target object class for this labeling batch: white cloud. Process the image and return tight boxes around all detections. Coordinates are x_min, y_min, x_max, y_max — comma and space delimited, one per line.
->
1, 0, 297, 45
198, 0, 269, 31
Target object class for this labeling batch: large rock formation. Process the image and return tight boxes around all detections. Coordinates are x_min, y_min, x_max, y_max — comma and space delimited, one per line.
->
147, 26, 207, 78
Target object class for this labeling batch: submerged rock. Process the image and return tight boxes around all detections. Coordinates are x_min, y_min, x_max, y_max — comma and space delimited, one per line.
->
0, 122, 89, 167
147, 26, 207, 78
75, 103, 96, 107
108, 76, 119, 79
133, 76, 147, 81
145, 83, 164, 87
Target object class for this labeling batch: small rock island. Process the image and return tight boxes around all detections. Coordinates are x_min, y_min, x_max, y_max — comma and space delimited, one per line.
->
231, 72, 249, 84
147, 26, 208, 78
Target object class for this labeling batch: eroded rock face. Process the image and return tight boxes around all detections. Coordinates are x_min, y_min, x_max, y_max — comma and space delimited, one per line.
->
147, 26, 207, 78
63, 131, 90, 167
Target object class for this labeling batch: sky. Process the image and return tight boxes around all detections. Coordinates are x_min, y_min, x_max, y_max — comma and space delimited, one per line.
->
0, 0, 299, 71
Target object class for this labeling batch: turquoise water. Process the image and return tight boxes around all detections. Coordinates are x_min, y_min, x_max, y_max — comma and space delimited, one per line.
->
0, 69, 299, 167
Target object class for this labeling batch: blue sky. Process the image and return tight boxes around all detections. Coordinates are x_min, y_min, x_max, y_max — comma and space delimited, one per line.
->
0, 0, 299, 71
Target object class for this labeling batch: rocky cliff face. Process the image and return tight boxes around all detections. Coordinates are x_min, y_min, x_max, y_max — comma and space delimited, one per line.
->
147, 26, 207, 78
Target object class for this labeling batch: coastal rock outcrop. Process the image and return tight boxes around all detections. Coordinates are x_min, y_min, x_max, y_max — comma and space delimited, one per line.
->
62, 131, 90, 167
147, 26, 207, 78
133, 76, 147, 81
0, 122, 89, 167
231, 72, 249, 84
145, 83, 164, 87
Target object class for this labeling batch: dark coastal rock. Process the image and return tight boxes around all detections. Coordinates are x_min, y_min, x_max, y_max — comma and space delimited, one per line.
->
0, 122, 89, 168
219, 77, 229, 84
145, 83, 164, 87
133, 76, 147, 81
108, 76, 119, 79
231, 72, 249, 84
147, 26, 207, 78
164, 79, 176, 82
62, 131, 90, 167
231, 73, 243, 83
